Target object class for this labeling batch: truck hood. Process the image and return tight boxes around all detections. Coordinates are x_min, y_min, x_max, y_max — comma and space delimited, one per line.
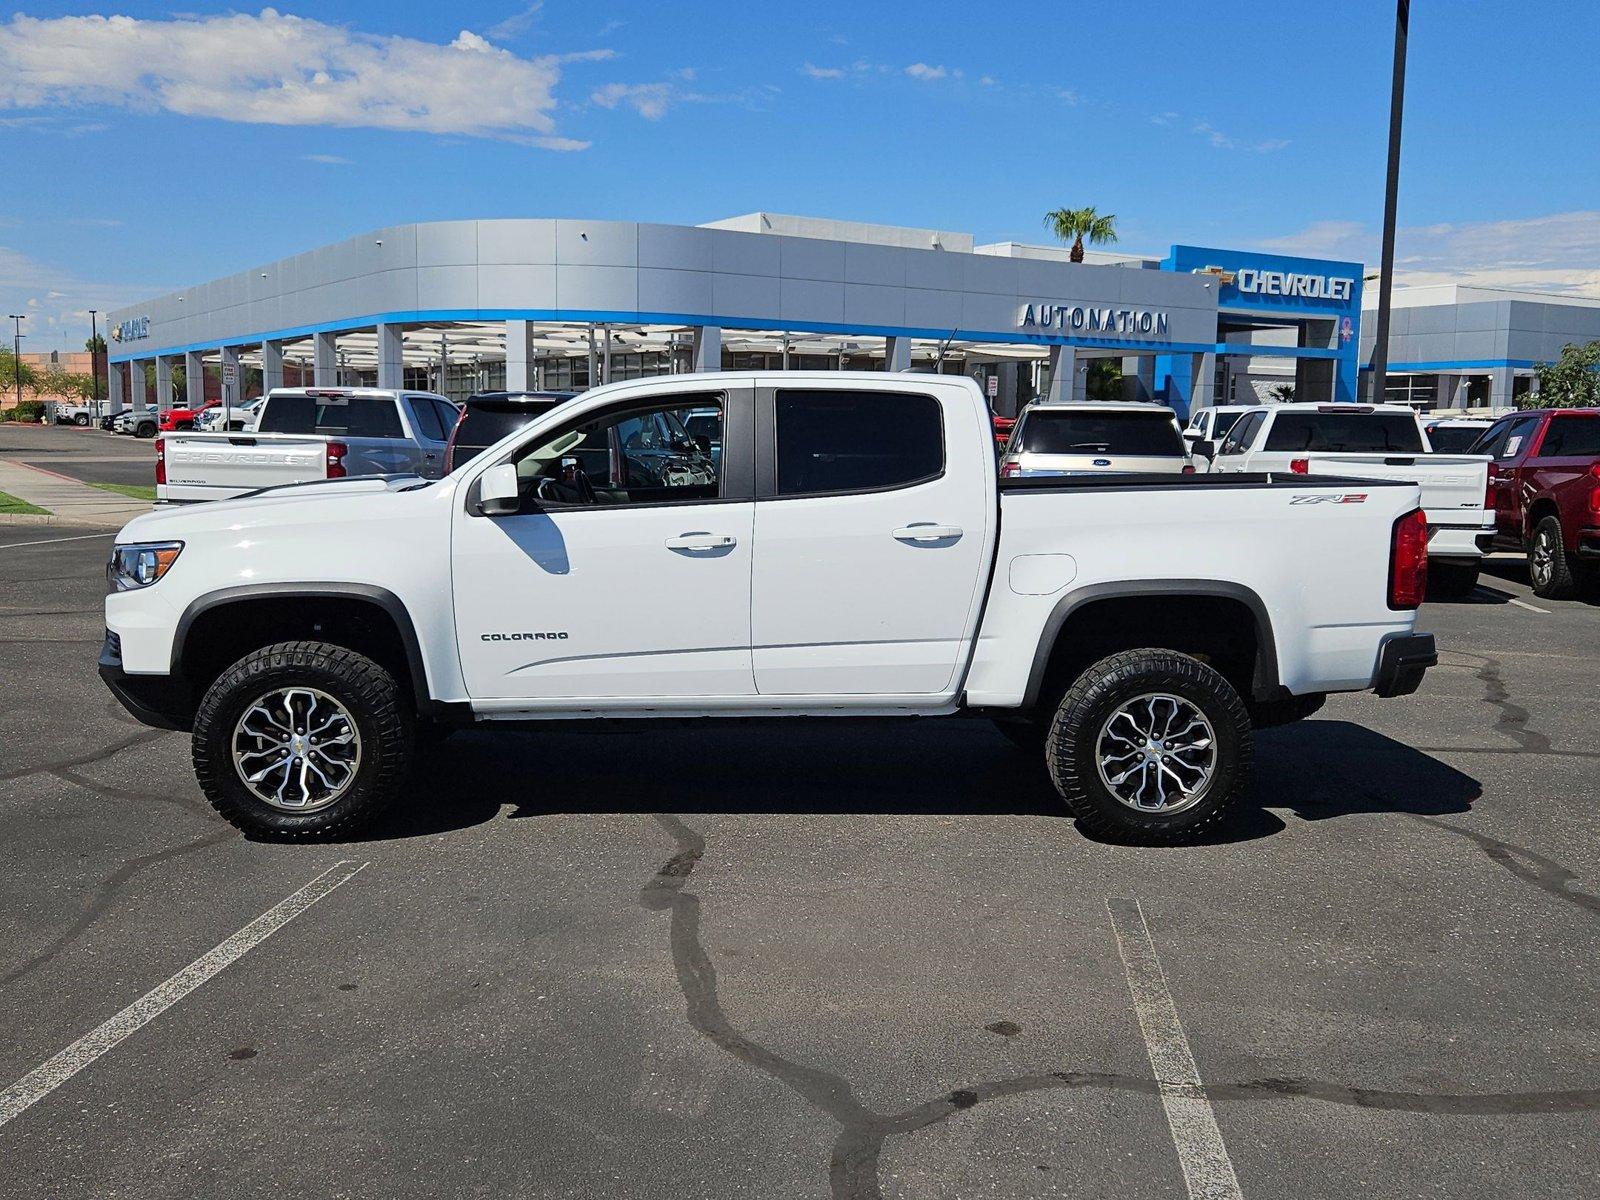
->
116, 474, 436, 541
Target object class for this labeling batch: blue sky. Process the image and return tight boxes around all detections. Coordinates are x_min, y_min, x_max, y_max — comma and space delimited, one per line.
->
4, 0, 1599, 348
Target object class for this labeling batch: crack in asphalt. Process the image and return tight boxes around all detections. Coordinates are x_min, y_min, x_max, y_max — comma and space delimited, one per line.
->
1416, 819, 1600, 919
1468, 654, 1553, 754
0, 824, 234, 989
640, 815, 1600, 1198
0, 726, 168, 785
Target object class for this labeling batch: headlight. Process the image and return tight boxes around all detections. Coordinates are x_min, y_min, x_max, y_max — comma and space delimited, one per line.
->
107, 541, 184, 592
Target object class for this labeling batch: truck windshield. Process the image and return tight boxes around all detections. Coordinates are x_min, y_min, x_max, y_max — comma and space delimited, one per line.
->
1264, 413, 1424, 453
258, 395, 404, 439
1018, 410, 1183, 456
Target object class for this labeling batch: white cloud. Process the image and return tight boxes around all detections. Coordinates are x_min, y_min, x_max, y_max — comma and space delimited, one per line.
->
301, 153, 350, 164
0, 9, 587, 148
66, 217, 123, 227
979, 75, 997, 87
1190, 119, 1288, 153
0, 244, 165, 351
904, 62, 947, 81
1254, 210, 1600, 297
486, 2, 542, 41
591, 82, 675, 120
802, 62, 844, 79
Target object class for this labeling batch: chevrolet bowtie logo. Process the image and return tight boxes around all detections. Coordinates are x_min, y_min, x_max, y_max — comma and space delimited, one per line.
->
1193, 265, 1237, 285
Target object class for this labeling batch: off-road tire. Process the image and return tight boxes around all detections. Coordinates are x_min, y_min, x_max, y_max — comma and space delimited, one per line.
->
193, 640, 412, 839
1046, 648, 1253, 845
1528, 515, 1577, 600
74, 413, 90, 426
1427, 561, 1480, 600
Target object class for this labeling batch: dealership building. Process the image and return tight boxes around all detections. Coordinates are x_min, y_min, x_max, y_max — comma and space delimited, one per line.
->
103, 213, 1366, 418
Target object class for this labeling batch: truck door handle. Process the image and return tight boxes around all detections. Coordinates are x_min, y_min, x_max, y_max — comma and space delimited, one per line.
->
665, 533, 737, 551
893, 524, 964, 543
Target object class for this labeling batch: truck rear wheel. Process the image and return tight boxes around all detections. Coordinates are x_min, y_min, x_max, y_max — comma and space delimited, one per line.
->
1045, 649, 1252, 845
1528, 516, 1578, 600
192, 640, 413, 839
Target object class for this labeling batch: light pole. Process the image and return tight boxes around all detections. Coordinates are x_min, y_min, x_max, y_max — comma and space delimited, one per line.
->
89, 309, 102, 417
1368, 0, 1409, 404
6, 313, 24, 412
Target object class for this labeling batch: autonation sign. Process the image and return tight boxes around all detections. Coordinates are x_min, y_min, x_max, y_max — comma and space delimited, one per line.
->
1019, 303, 1171, 338
111, 315, 150, 343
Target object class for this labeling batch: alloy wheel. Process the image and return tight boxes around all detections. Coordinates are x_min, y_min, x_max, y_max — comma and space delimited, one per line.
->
231, 687, 363, 812
1094, 692, 1217, 814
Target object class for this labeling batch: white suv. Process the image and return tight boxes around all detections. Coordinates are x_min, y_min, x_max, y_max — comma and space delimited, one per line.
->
1000, 402, 1190, 477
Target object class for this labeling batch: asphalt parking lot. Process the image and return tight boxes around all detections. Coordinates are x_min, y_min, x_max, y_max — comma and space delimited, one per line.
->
0, 421, 158, 490
1, 527, 1597, 1199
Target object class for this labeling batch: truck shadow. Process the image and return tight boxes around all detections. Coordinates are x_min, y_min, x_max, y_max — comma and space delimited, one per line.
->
356, 717, 1479, 847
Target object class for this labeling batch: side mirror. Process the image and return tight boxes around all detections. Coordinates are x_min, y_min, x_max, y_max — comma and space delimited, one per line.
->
476, 462, 521, 516
1194, 439, 1216, 460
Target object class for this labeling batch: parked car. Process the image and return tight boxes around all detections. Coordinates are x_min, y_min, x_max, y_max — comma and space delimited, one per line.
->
991, 413, 1017, 450
194, 399, 263, 432
1424, 417, 1494, 454
101, 371, 1435, 844
443, 390, 570, 472
51, 402, 102, 427
120, 406, 160, 439
999, 402, 1191, 477
1472, 408, 1600, 599
1182, 404, 1255, 453
1196, 402, 1494, 597
160, 401, 221, 432
156, 387, 459, 503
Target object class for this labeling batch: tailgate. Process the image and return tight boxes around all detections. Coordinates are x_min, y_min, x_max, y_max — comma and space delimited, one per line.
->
1305, 453, 1489, 522
162, 433, 328, 499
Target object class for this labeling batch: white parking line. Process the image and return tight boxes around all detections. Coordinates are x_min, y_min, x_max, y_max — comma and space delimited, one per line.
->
0, 532, 116, 550
0, 860, 367, 1129
1107, 897, 1243, 1200
1507, 597, 1550, 614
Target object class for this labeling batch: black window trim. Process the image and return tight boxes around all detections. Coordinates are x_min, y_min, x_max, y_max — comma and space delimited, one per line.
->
753, 384, 947, 501
464, 386, 753, 517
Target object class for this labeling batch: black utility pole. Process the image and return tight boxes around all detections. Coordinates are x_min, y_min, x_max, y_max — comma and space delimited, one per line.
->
89, 309, 102, 417
1368, 0, 1409, 404
7, 314, 24, 411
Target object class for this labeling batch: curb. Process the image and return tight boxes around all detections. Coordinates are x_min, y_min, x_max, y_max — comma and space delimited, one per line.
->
0, 512, 125, 528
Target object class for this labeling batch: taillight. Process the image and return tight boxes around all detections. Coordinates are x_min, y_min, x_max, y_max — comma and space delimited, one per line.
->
1388, 508, 1429, 610
1000, 461, 1021, 478
1181, 463, 1196, 474
155, 436, 166, 486
325, 440, 348, 479
1290, 458, 1310, 474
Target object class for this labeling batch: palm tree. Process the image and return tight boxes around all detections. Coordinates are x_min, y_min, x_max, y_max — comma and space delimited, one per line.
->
1043, 206, 1118, 262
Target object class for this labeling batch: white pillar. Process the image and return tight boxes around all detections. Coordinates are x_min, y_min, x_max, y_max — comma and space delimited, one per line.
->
1046, 344, 1074, 402
219, 345, 240, 406
504, 319, 535, 392
184, 351, 205, 407
885, 336, 911, 372
1189, 351, 1216, 411
377, 323, 405, 391
692, 325, 722, 372
313, 332, 337, 386
1122, 355, 1155, 403
1489, 366, 1516, 412
107, 362, 126, 415
154, 356, 173, 412
129, 359, 147, 412
261, 340, 284, 393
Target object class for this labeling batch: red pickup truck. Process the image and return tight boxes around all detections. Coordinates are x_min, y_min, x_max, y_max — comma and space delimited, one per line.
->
159, 401, 219, 432
1477, 408, 1600, 598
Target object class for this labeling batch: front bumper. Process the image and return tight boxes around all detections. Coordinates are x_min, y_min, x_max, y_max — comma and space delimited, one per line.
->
98, 629, 192, 731
1372, 632, 1437, 699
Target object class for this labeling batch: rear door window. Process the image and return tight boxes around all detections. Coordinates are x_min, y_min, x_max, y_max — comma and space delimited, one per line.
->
409, 398, 449, 441
1536, 415, 1600, 457
1472, 414, 1540, 460
775, 390, 943, 495
1017, 410, 1183, 456
1220, 411, 1264, 455
259, 395, 405, 439
1263, 412, 1424, 453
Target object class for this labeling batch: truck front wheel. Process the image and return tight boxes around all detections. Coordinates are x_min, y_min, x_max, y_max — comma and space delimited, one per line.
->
1046, 649, 1253, 845
192, 641, 413, 839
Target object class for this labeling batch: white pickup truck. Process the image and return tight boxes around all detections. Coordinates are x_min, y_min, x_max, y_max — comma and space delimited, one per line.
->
101, 371, 1436, 844
157, 387, 461, 503
1194, 402, 1495, 596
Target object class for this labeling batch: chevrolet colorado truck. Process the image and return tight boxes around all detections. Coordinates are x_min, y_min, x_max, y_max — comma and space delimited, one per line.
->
100, 371, 1437, 844
1195, 402, 1495, 597
157, 387, 460, 503
1474, 407, 1600, 599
